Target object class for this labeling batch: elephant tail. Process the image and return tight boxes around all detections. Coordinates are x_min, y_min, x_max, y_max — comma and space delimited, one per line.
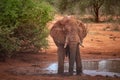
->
65, 45, 70, 58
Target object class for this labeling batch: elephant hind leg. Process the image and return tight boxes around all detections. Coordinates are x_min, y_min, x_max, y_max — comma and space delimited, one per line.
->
69, 45, 77, 75
65, 45, 70, 58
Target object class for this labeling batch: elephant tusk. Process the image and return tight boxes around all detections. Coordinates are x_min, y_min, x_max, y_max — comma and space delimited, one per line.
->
79, 44, 84, 47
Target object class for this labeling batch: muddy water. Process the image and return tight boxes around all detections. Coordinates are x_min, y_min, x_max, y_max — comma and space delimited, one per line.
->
46, 59, 120, 77
8, 59, 120, 77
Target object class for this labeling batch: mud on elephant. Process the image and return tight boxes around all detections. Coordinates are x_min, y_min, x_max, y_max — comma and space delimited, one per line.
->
50, 16, 87, 75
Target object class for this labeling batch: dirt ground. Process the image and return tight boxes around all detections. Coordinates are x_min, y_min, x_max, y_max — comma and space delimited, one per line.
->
0, 15, 120, 80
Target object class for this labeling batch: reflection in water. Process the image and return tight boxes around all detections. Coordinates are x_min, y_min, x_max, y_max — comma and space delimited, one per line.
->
46, 59, 120, 77
99, 60, 120, 73
9, 59, 120, 77
82, 61, 98, 70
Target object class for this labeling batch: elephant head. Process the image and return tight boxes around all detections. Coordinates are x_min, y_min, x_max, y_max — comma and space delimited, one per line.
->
50, 16, 87, 75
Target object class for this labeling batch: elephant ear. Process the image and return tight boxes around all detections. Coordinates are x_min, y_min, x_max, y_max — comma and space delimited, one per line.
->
50, 20, 66, 45
77, 20, 87, 43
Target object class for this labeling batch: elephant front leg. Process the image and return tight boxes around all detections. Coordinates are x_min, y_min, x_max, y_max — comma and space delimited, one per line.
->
57, 46, 65, 74
76, 44, 82, 75
69, 44, 77, 75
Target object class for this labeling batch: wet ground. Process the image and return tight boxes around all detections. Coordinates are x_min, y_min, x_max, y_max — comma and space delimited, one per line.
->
7, 59, 120, 77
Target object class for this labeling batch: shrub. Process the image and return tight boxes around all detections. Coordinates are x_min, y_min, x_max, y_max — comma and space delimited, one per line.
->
0, 0, 54, 58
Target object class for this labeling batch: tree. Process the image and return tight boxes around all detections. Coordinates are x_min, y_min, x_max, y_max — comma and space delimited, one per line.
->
0, 0, 54, 59
90, 0, 104, 22
82, 0, 120, 22
53, 0, 104, 22
103, 0, 120, 17
58, 0, 80, 14
50, 0, 120, 22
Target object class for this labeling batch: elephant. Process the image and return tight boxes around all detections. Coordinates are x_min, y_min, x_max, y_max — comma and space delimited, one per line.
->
50, 16, 87, 75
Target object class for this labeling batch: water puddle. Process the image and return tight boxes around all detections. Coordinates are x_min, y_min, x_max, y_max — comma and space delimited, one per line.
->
8, 59, 120, 77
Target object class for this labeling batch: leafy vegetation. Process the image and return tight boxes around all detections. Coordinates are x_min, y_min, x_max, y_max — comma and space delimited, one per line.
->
0, 0, 54, 59
46, 0, 120, 22
0, 0, 120, 61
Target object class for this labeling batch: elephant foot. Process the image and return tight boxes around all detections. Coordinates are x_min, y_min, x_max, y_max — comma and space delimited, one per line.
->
76, 67, 82, 75
69, 73, 73, 76
62, 72, 73, 76
76, 71, 83, 75
76, 72, 82, 75
68, 71, 74, 76
58, 72, 64, 75
58, 70, 64, 75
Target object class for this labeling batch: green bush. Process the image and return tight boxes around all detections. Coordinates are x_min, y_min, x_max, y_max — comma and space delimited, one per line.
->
0, 0, 54, 58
